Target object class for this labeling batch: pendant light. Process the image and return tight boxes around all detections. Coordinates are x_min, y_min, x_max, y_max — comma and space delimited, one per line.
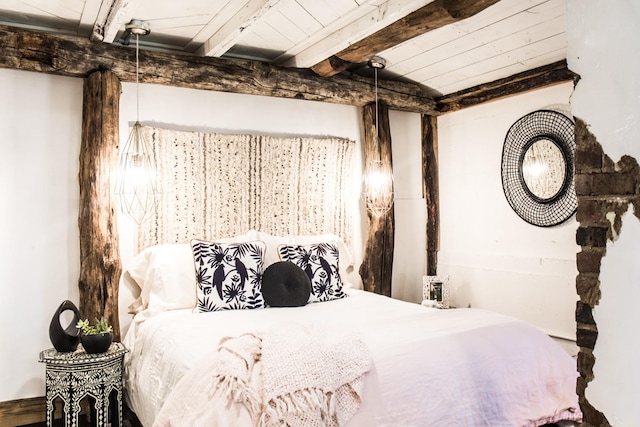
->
363, 56, 394, 218
115, 19, 160, 224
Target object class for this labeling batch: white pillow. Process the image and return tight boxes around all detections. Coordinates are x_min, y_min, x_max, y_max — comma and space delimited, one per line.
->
125, 231, 264, 315
126, 243, 198, 314
258, 231, 363, 290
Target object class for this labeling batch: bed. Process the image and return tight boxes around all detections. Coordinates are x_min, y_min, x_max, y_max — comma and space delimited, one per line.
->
118, 230, 581, 427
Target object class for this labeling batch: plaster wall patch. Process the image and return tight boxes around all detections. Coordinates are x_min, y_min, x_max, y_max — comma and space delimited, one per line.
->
605, 212, 618, 241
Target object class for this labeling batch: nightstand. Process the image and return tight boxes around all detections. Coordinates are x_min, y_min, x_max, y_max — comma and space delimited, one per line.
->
39, 342, 128, 427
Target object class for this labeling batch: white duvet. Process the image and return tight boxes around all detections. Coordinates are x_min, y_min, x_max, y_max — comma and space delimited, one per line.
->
123, 290, 581, 427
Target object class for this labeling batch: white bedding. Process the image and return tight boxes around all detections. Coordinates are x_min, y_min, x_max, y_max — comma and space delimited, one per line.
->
123, 290, 581, 427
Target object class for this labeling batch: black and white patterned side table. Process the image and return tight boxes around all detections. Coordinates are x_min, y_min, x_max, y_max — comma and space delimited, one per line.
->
39, 342, 128, 427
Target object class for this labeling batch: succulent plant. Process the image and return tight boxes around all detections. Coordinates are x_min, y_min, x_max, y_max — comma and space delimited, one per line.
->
76, 317, 113, 335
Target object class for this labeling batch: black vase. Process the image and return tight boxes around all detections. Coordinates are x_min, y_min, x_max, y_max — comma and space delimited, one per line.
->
49, 300, 81, 352
81, 333, 113, 354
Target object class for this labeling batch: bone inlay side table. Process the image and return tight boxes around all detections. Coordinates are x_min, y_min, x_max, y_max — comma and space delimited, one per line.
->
39, 342, 128, 427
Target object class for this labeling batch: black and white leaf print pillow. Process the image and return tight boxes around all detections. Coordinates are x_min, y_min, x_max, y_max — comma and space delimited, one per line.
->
191, 239, 266, 312
278, 241, 347, 303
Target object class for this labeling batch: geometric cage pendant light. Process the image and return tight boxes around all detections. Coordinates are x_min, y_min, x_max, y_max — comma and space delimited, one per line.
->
362, 55, 394, 218
115, 19, 161, 224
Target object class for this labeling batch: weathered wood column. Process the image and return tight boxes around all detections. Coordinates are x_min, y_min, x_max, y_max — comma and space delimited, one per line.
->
78, 69, 122, 340
422, 115, 439, 276
359, 101, 394, 296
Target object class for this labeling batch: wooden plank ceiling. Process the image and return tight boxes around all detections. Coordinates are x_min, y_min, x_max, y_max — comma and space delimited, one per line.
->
0, 0, 570, 103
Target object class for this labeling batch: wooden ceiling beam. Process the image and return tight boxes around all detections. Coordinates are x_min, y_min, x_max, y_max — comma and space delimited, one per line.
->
281, 0, 432, 68
0, 25, 436, 114
311, 0, 501, 77
198, 0, 282, 57
91, 0, 140, 43
435, 60, 579, 114
78, 0, 104, 38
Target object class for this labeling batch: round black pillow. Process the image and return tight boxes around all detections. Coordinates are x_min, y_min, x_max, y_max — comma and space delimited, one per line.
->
261, 261, 311, 307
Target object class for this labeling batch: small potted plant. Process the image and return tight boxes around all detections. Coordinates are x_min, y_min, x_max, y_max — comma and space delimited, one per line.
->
76, 317, 113, 354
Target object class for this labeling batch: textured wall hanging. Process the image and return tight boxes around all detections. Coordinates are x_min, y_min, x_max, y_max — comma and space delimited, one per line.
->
501, 109, 576, 227
136, 126, 355, 251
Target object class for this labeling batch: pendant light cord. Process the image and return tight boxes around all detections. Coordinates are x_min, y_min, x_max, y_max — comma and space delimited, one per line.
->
135, 33, 140, 123
374, 67, 379, 144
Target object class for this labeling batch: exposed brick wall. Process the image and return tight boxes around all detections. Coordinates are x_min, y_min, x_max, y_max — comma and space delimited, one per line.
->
574, 118, 640, 427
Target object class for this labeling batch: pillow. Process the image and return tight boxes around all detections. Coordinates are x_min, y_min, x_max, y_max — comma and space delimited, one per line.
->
278, 241, 347, 303
258, 231, 363, 290
261, 261, 311, 307
191, 239, 266, 312
125, 243, 198, 314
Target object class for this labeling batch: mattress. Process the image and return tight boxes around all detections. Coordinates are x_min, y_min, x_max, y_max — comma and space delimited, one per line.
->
123, 289, 581, 426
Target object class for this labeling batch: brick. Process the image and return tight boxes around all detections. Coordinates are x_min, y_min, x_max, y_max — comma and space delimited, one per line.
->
577, 375, 587, 395
617, 154, 640, 174
576, 249, 605, 274
577, 349, 595, 380
576, 199, 608, 224
576, 274, 601, 306
590, 173, 637, 195
601, 154, 616, 173
576, 173, 638, 196
579, 399, 610, 427
575, 167, 640, 197
576, 324, 598, 349
575, 117, 600, 150
576, 226, 608, 247
576, 301, 595, 325
575, 147, 603, 172
574, 174, 592, 196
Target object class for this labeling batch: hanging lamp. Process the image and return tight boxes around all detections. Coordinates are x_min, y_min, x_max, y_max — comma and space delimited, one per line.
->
362, 56, 394, 218
115, 19, 160, 224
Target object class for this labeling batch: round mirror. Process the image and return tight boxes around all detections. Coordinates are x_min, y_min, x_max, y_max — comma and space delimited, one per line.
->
520, 137, 566, 202
501, 110, 576, 227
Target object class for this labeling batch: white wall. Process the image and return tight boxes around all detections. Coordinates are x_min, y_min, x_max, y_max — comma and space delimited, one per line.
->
567, 0, 640, 424
437, 82, 579, 339
0, 69, 82, 401
389, 110, 427, 303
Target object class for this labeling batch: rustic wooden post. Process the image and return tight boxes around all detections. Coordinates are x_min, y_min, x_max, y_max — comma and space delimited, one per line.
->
359, 101, 394, 296
422, 115, 439, 276
78, 69, 122, 340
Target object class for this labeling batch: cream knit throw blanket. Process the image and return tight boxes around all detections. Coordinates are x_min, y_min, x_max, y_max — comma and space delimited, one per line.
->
215, 324, 371, 427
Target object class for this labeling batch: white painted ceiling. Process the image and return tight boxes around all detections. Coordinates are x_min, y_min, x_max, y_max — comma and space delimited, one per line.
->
0, 0, 566, 96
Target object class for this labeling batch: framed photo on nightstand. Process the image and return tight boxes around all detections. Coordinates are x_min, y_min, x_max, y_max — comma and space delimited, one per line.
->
422, 275, 450, 308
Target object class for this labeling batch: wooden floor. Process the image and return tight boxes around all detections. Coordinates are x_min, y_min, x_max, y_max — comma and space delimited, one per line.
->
11, 400, 142, 427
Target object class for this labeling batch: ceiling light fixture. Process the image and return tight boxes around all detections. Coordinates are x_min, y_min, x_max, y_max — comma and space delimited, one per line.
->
363, 56, 394, 218
115, 19, 160, 224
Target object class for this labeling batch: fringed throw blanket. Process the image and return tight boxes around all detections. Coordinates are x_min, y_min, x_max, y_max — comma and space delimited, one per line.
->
153, 324, 371, 427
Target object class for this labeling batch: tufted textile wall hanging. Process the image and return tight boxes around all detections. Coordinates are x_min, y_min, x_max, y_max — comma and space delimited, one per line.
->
135, 126, 356, 252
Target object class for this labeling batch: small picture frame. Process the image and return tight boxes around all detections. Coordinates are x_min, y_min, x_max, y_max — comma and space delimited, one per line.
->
422, 275, 450, 308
